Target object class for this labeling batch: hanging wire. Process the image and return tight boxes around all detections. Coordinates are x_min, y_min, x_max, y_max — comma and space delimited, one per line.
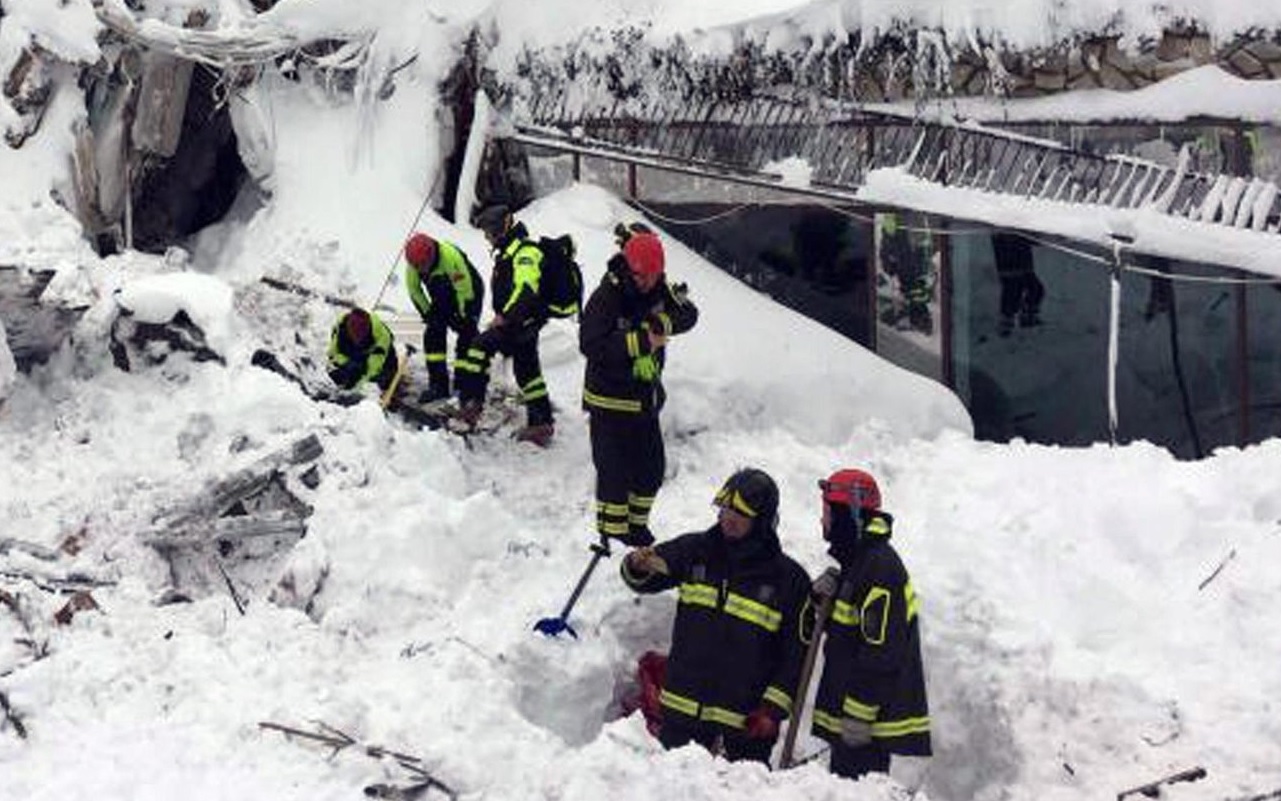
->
370, 176, 440, 310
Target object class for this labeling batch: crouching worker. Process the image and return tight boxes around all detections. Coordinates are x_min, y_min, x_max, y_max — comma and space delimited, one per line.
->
327, 307, 399, 395
620, 468, 811, 765
809, 468, 931, 781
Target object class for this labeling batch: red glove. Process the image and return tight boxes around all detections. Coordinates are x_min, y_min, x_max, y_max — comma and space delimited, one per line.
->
744, 706, 779, 740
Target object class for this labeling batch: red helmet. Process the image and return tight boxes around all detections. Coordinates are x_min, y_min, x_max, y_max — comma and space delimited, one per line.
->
623, 232, 665, 277
404, 233, 437, 268
343, 308, 372, 343
818, 469, 881, 510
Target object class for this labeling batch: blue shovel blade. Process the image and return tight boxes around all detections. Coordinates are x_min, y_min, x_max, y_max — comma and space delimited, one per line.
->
533, 616, 578, 639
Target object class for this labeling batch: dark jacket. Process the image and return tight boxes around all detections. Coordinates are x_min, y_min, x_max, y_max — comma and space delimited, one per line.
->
811, 511, 931, 755
622, 524, 811, 733
489, 222, 546, 333
579, 255, 698, 417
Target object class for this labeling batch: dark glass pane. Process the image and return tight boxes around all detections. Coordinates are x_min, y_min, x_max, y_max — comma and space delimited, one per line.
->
950, 230, 1110, 445
1117, 257, 1238, 459
1246, 280, 1281, 442
647, 203, 875, 345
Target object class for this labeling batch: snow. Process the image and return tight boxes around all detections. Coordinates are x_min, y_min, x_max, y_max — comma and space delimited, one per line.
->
3, 2, 1281, 801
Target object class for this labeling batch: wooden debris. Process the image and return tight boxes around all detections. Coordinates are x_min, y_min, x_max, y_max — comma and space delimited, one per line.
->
52, 591, 100, 626
141, 434, 322, 608
1117, 766, 1207, 800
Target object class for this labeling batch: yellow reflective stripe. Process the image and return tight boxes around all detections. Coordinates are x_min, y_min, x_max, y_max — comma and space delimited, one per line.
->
659, 689, 699, 717
872, 716, 931, 738
813, 709, 842, 734
598, 521, 630, 535
905, 580, 920, 623
700, 706, 746, 729
841, 695, 880, 722
723, 592, 782, 633
763, 685, 793, 714
678, 582, 718, 609
626, 331, 640, 358
714, 487, 758, 517
627, 493, 655, 509
548, 301, 578, 316
655, 312, 672, 335
596, 501, 628, 515
424, 352, 447, 363
454, 360, 484, 375
865, 516, 890, 536
831, 599, 861, 626
583, 389, 643, 413
863, 587, 891, 645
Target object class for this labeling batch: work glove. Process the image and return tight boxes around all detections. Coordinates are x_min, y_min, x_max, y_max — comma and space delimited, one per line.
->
667, 281, 691, 304
812, 566, 841, 600
473, 325, 502, 353
744, 706, 780, 740
327, 359, 364, 390
613, 221, 654, 249
632, 353, 659, 383
839, 717, 873, 747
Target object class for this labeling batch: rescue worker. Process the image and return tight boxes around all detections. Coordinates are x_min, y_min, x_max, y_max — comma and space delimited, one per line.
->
621, 468, 811, 765
326, 307, 399, 393
455, 205, 554, 446
402, 232, 484, 403
580, 223, 698, 549
809, 468, 931, 780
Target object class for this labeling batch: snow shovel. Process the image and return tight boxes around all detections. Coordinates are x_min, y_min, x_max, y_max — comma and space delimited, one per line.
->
533, 542, 611, 639
780, 591, 835, 768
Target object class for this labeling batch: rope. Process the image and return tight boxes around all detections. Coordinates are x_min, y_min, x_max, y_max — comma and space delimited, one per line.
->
626, 198, 757, 226
370, 176, 440, 310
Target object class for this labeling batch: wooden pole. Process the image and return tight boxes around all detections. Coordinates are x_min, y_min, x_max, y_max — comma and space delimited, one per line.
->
780, 593, 835, 768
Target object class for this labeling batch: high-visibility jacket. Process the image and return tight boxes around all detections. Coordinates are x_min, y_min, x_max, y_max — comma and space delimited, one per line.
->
404, 239, 482, 330
488, 222, 545, 332
622, 525, 811, 733
579, 255, 698, 418
326, 311, 395, 390
811, 512, 932, 756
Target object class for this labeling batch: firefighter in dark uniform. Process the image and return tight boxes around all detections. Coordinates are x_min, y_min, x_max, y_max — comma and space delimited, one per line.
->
402, 232, 484, 403
621, 468, 811, 765
580, 224, 698, 548
809, 468, 931, 779
455, 205, 554, 446
326, 307, 399, 392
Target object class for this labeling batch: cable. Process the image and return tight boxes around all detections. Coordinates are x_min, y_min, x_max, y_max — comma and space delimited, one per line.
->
370, 176, 440, 310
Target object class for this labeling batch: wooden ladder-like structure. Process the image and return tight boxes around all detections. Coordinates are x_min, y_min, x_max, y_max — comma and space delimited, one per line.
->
508, 90, 1281, 233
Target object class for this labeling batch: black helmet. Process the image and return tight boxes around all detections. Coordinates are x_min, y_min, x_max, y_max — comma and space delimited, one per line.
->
472, 204, 511, 242
714, 468, 779, 526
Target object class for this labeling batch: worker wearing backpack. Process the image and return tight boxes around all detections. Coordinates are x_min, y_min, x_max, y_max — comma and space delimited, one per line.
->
455, 204, 579, 447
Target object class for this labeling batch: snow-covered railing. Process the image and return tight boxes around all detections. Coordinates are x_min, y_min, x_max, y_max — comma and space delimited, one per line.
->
511, 91, 1281, 234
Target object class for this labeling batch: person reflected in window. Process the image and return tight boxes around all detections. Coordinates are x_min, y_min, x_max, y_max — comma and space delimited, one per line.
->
991, 232, 1044, 337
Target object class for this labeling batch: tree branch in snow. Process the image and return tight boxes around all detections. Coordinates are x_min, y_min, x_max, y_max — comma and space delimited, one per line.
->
0, 690, 27, 739
1197, 548, 1236, 591
258, 721, 457, 800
